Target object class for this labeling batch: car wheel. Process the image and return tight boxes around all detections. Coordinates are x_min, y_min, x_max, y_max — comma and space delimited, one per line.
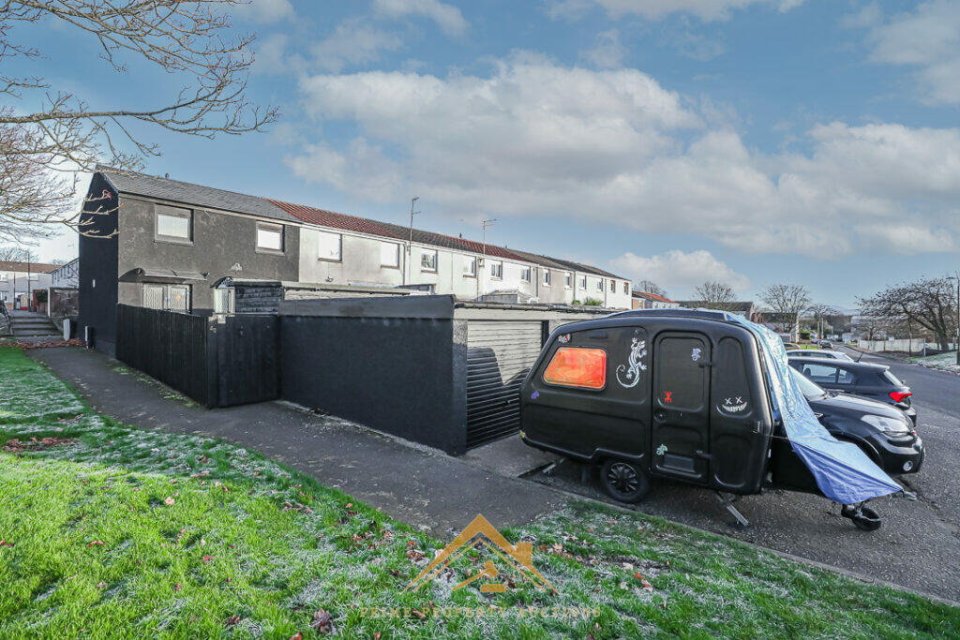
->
599, 459, 650, 503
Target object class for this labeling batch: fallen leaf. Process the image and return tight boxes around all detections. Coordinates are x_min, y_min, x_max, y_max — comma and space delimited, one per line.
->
96, 582, 107, 590
0, 540, 13, 548
202, 555, 215, 563
87, 540, 105, 548
311, 609, 334, 634
633, 572, 654, 591
345, 503, 353, 509
163, 497, 176, 506
374, 633, 382, 640
225, 615, 241, 628
173, 583, 182, 592
289, 633, 303, 640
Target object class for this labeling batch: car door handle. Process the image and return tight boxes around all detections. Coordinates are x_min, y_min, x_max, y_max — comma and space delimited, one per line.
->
654, 410, 667, 421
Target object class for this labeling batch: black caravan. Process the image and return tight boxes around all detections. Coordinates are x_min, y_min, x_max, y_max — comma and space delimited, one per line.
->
520, 308, 895, 530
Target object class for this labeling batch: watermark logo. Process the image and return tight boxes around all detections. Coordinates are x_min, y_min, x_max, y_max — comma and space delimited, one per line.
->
406, 514, 555, 594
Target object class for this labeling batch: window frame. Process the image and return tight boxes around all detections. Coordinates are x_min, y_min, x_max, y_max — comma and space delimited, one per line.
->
578, 275, 587, 290
142, 283, 191, 313
543, 346, 607, 391
542, 270, 552, 286
462, 256, 477, 278
317, 230, 343, 262
380, 241, 401, 269
520, 266, 532, 283
255, 221, 285, 254
420, 249, 438, 273
489, 260, 503, 280
154, 205, 193, 244
565, 272, 572, 289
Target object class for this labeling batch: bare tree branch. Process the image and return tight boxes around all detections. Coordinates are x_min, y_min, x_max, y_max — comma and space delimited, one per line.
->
858, 277, 958, 350
0, 0, 278, 240
694, 281, 737, 311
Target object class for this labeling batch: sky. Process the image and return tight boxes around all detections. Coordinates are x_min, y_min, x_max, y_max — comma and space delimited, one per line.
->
18, 0, 960, 308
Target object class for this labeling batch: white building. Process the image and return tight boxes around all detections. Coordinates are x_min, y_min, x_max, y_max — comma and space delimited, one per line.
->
0, 260, 57, 310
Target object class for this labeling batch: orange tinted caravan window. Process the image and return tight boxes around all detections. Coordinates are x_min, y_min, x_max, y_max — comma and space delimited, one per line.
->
543, 347, 607, 390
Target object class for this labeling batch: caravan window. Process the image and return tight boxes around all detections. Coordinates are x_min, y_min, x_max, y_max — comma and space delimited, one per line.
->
543, 347, 607, 390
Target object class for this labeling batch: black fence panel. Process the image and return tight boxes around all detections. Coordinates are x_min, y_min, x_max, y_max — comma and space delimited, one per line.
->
215, 314, 280, 406
116, 305, 212, 406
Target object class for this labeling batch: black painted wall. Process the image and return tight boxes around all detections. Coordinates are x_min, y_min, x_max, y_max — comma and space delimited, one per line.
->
118, 197, 300, 313
279, 296, 467, 454
78, 174, 120, 354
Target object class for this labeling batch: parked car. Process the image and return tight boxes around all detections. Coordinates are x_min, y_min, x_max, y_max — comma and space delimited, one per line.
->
819, 339, 834, 349
792, 369, 923, 475
519, 309, 898, 530
783, 342, 802, 350
788, 357, 916, 424
786, 349, 854, 361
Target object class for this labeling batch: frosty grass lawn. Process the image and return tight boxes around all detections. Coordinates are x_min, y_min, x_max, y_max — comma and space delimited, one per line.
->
0, 347, 957, 639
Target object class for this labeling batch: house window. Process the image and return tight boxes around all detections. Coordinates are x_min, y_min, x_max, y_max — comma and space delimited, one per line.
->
463, 256, 477, 277
623, 282, 629, 294
490, 261, 503, 279
610, 279, 616, 291
565, 272, 572, 288
543, 270, 552, 286
578, 275, 586, 290
143, 284, 191, 313
0, 274, 6, 281
520, 266, 531, 282
421, 249, 438, 272
155, 205, 192, 243
318, 231, 342, 261
256, 222, 284, 253
597, 280, 604, 292
380, 241, 400, 268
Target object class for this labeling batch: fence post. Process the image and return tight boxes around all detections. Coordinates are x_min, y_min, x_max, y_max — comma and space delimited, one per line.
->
206, 318, 219, 408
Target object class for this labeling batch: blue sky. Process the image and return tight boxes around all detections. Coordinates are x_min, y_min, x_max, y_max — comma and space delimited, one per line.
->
23, 0, 960, 308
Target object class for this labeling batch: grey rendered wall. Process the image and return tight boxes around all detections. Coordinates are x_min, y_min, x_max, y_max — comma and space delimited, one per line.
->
279, 295, 467, 454
118, 198, 300, 312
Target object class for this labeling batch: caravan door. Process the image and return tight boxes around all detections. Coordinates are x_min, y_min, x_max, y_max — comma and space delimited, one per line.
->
651, 332, 711, 483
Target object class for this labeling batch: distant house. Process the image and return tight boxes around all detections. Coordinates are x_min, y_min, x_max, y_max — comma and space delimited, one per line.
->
756, 311, 801, 342
50, 258, 80, 288
77, 167, 631, 354
0, 260, 58, 311
676, 300, 758, 321
631, 290, 679, 310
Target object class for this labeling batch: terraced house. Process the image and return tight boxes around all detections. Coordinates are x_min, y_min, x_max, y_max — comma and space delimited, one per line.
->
78, 167, 630, 354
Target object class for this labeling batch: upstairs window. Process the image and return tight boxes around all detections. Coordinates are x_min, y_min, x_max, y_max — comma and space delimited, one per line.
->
578, 275, 587, 290
623, 281, 629, 294
256, 222, 284, 253
380, 241, 400, 268
543, 270, 552, 286
565, 272, 572, 288
318, 231, 342, 261
490, 261, 503, 279
610, 279, 616, 291
463, 256, 477, 277
421, 249, 438, 272
155, 205, 192, 243
520, 266, 531, 282
597, 279, 604, 292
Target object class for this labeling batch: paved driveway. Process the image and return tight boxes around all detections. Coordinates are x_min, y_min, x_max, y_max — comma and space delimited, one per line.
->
532, 349, 960, 601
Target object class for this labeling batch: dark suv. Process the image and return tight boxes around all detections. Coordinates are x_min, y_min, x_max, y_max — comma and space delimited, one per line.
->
788, 356, 916, 424
792, 369, 923, 474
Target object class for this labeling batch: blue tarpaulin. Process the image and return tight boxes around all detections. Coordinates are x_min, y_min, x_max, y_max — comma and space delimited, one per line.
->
729, 315, 902, 505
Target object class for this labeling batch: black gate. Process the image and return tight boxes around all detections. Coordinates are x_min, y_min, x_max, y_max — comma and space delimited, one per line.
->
116, 305, 278, 408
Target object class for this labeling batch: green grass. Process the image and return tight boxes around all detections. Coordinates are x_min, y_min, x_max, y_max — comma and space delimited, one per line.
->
0, 346, 958, 639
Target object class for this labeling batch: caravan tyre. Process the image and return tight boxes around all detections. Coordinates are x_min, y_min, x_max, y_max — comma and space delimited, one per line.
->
600, 460, 650, 503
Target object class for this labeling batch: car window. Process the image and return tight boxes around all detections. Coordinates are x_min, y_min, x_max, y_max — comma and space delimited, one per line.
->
836, 368, 856, 385
883, 370, 903, 386
800, 363, 838, 384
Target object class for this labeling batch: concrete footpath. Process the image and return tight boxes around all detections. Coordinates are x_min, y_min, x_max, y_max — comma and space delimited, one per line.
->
29, 347, 568, 537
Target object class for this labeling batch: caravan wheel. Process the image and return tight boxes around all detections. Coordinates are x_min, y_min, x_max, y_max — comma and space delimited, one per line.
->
600, 460, 650, 503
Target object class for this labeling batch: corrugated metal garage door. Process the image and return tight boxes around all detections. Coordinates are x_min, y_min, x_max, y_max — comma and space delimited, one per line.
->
466, 320, 544, 449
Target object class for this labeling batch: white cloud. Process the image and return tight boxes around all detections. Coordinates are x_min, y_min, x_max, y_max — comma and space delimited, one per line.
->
252, 33, 289, 75
610, 250, 751, 296
288, 58, 960, 257
860, 0, 960, 105
311, 19, 404, 73
372, 0, 468, 36
233, 0, 293, 23
581, 30, 627, 68
547, 0, 804, 22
